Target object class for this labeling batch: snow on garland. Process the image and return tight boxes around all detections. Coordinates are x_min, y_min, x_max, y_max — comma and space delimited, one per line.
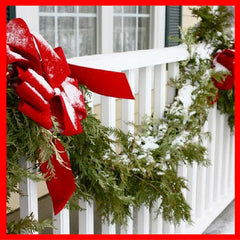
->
7, 6, 234, 234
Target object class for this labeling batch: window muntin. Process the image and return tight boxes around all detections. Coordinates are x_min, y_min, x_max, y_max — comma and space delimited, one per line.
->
113, 6, 150, 52
39, 6, 97, 58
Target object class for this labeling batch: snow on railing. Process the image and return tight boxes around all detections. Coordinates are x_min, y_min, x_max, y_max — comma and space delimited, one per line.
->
17, 45, 234, 234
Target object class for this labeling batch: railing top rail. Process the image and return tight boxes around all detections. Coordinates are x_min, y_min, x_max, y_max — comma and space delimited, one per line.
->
68, 44, 189, 72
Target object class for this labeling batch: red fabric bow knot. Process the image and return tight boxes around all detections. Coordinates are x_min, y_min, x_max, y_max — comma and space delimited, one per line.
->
210, 49, 235, 105
212, 49, 235, 90
7, 18, 134, 215
7, 19, 87, 136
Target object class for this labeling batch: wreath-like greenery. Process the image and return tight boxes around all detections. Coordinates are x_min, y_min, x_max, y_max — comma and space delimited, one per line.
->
7, 6, 234, 233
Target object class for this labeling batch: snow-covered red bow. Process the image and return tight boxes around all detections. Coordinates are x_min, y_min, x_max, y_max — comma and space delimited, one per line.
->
211, 49, 235, 104
7, 18, 134, 215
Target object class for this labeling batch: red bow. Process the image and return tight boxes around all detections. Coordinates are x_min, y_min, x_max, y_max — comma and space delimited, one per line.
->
7, 18, 134, 215
210, 49, 235, 104
212, 49, 235, 90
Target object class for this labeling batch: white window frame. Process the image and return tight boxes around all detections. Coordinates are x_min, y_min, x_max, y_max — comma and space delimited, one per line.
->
15, 6, 166, 56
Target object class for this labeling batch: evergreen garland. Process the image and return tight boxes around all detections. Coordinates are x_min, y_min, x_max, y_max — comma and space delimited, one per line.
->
7, 6, 234, 233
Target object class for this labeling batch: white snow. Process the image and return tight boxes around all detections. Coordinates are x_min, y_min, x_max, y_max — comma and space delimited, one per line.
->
60, 92, 78, 130
61, 77, 84, 109
28, 69, 54, 96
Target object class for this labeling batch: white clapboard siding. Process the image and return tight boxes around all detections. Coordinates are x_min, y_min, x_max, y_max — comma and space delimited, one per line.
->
17, 45, 234, 235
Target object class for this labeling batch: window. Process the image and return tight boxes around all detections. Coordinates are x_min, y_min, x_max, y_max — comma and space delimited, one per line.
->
15, 6, 168, 57
113, 6, 150, 52
39, 6, 97, 58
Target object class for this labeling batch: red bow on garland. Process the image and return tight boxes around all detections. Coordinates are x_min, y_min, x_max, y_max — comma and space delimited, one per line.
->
7, 18, 134, 215
211, 49, 235, 104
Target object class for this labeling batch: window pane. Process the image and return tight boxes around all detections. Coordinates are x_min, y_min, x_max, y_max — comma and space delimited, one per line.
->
79, 6, 96, 13
138, 18, 149, 50
79, 17, 96, 56
58, 17, 76, 58
123, 17, 136, 51
124, 6, 137, 13
57, 6, 76, 13
39, 6, 54, 12
113, 17, 122, 52
139, 6, 150, 14
39, 16, 55, 47
114, 6, 122, 13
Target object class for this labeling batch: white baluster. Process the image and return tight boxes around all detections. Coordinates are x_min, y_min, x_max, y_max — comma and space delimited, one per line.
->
150, 199, 163, 234
205, 106, 217, 209
101, 95, 116, 234
213, 111, 224, 201
78, 199, 94, 234
135, 66, 153, 234
221, 115, 230, 196
53, 208, 70, 234
121, 69, 136, 134
196, 121, 208, 217
119, 69, 135, 234
19, 158, 38, 234
154, 64, 167, 118
167, 63, 179, 105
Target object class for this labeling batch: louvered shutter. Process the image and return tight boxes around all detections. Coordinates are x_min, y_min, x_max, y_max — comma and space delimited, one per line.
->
165, 6, 182, 47
7, 6, 16, 22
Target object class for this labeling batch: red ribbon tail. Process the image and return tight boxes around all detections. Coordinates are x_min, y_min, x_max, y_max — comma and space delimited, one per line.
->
40, 139, 76, 215
69, 64, 135, 100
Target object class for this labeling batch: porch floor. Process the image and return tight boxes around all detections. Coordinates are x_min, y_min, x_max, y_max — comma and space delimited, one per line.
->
203, 200, 235, 234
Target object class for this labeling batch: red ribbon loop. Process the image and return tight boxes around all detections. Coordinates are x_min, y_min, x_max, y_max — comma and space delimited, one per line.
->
7, 18, 134, 215
212, 49, 235, 91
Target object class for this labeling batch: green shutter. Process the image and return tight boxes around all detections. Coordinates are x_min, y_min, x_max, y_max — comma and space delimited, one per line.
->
7, 6, 16, 22
165, 6, 182, 47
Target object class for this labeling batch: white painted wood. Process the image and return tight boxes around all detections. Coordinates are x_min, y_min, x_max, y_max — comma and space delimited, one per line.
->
135, 206, 150, 234
19, 158, 38, 234
175, 163, 188, 234
167, 62, 179, 105
101, 217, 116, 234
221, 115, 230, 196
121, 69, 136, 133
98, 6, 114, 54
68, 45, 189, 72
119, 206, 133, 234
163, 220, 175, 234
139, 66, 153, 121
119, 70, 135, 234
151, 6, 166, 48
101, 96, 116, 128
228, 133, 235, 189
78, 199, 94, 234
53, 208, 70, 234
205, 106, 217, 209
196, 122, 208, 218
186, 162, 198, 220
135, 66, 152, 234
153, 64, 167, 118
101, 96, 116, 233
213, 112, 225, 201
150, 199, 163, 234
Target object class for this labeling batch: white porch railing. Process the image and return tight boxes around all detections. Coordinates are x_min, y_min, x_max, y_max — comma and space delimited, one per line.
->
17, 45, 235, 234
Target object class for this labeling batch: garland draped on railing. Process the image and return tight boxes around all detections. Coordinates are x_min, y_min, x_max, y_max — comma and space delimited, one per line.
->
7, 6, 234, 234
